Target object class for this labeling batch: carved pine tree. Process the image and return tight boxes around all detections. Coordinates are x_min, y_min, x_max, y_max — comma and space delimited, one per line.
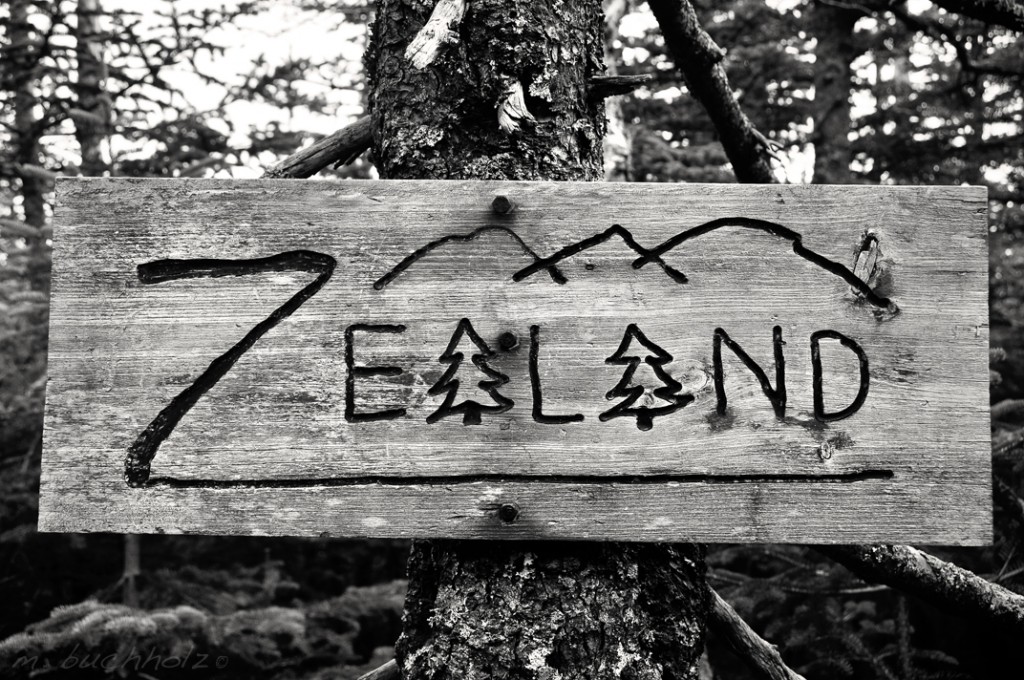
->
426, 318, 513, 425
367, 0, 709, 677
600, 324, 694, 431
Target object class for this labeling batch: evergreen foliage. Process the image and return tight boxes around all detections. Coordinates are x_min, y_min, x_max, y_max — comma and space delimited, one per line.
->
0, 582, 406, 679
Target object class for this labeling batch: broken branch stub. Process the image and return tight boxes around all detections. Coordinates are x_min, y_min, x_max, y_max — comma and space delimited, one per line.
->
497, 81, 536, 134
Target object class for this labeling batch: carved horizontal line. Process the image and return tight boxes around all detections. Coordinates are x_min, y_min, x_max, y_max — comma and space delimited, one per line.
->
146, 469, 895, 490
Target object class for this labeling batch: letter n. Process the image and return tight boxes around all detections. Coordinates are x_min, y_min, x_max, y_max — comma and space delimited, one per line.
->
713, 326, 786, 418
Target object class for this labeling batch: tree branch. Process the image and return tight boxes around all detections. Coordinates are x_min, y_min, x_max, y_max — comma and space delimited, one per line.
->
497, 80, 536, 134
589, 74, 654, 100
646, 0, 776, 183
883, 2, 1023, 78
931, 0, 1024, 33
709, 587, 807, 680
405, 0, 466, 69
618, 0, 1023, 655
818, 545, 1024, 636
264, 71, 650, 179
264, 115, 372, 178
357, 659, 398, 680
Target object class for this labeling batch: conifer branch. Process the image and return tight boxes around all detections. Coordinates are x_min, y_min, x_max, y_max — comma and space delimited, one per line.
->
0, 217, 42, 238
930, 0, 1024, 33
992, 398, 1024, 421
880, 2, 1023, 77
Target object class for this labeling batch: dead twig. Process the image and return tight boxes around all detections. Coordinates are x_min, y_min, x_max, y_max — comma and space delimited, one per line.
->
265, 116, 372, 179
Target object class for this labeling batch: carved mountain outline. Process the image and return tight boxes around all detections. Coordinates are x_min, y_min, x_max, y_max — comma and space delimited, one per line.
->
374, 217, 891, 309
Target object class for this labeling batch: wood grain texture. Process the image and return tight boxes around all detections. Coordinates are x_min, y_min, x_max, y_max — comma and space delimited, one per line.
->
39, 178, 990, 543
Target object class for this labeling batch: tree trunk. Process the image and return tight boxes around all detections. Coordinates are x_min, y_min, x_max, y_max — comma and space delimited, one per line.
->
808, 2, 859, 184
74, 0, 111, 177
366, 1, 709, 677
10, 0, 50, 295
72, 0, 137, 606
399, 542, 707, 679
11, 0, 46, 230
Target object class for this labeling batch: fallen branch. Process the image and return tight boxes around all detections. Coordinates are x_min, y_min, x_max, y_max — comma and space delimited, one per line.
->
709, 587, 806, 680
993, 429, 1024, 459
264, 116, 372, 179
818, 544, 1024, 636
646, 0, 776, 183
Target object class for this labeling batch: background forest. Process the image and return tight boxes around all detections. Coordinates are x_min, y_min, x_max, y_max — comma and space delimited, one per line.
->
1, 0, 1023, 678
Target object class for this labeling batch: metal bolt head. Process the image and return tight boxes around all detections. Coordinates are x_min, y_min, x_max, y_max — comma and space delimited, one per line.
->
498, 331, 519, 351
498, 503, 520, 523
492, 195, 515, 214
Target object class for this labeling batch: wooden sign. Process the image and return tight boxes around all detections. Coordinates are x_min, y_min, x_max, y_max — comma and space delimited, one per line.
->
40, 179, 990, 544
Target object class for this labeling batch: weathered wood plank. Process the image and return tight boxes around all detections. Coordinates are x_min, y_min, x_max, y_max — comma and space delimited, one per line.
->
40, 178, 990, 543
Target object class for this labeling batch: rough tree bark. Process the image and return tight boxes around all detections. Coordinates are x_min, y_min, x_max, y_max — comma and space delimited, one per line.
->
366, 1, 709, 677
